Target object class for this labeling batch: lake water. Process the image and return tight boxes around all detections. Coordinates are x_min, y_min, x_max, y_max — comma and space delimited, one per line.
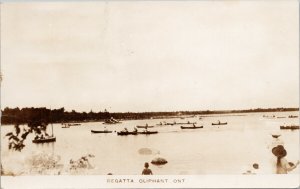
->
1, 111, 299, 175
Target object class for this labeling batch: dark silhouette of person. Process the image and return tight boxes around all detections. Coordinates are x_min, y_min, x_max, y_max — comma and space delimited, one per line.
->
272, 145, 299, 174
142, 162, 153, 175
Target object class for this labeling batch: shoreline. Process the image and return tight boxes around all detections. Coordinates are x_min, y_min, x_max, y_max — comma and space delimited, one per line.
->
1, 109, 298, 126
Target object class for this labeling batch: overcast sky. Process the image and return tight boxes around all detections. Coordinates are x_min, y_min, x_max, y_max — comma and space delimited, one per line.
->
1, 1, 299, 112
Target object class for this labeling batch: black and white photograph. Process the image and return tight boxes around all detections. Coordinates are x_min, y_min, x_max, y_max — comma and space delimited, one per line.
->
0, 0, 299, 188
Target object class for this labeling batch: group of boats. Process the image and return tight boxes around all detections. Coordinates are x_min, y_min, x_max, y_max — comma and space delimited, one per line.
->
263, 115, 298, 119
103, 117, 122, 124
90, 120, 228, 135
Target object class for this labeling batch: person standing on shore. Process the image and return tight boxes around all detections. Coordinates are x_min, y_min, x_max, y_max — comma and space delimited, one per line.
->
142, 162, 153, 175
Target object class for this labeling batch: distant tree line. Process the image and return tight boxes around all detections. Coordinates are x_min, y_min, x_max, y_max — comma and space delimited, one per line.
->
1, 107, 299, 125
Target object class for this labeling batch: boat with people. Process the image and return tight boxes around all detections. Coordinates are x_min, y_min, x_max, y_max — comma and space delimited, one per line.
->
91, 130, 113, 133
32, 136, 56, 143
288, 115, 298, 118
32, 111, 56, 144
32, 123, 56, 143
68, 123, 81, 126
136, 125, 154, 128
179, 121, 197, 125
212, 121, 227, 125
138, 131, 158, 135
181, 125, 203, 129
62, 124, 70, 128
280, 125, 299, 130
117, 131, 138, 136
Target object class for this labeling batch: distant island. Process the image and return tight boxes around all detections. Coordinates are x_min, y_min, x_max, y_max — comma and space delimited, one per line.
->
1, 107, 298, 125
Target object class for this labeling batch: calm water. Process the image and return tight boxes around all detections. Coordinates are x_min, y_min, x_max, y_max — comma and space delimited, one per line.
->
1, 111, 299, 175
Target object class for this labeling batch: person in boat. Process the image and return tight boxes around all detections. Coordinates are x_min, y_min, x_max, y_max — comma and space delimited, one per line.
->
104, 127, 108, 131
144, 127, 148, 133
142, 162, 153, 175
218, 120, 220, 124
272, 145, 300, 174
193, 123, 196, 127
123, 128, 128, 132
134, 127, 138, 132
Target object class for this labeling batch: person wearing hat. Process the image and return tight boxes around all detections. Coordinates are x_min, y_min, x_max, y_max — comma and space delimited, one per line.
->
272, 145, 300, 174
142, 162, 153, 175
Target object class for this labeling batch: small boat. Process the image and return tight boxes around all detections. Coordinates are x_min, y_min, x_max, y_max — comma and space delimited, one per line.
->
271, 134, 281, 138
288, 115, 298, 118
117, 131, 138, 136
280, 126, 299, 130
91, 130, 112, 133
177, 122, 197, 125
136, 125, 154, 128
181, 126, 203, 129
62, 125, 70, 128
165, 123, 175, 125
32, 136, 56, 143
212, 122, 227, 125
138, 131, 158, 135
33, 116, 56, 143
68, 123, 81, 126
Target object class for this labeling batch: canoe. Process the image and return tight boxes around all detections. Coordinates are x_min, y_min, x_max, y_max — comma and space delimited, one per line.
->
32, 136, 56, 143
181, 126, 203, 129
136, 125, 154, 128
117, 131, 138, 136
138, 131, 158, 135
212, 122, 227, 125
280, 126, 299, 130
68, 123, 81, 126
91, 130, 112, 133
103, 122, 122, 125
179, 122, 197, 125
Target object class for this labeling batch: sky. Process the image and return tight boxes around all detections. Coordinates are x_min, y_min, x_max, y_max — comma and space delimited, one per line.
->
0, 1, 299, 112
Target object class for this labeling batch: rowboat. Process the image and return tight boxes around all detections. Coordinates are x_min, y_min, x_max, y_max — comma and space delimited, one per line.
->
117, 131, 138, 136
136, 125, 154, 128
32, 136, 56, 143
138, 131, 158, 135
212, 122, 227, 125
91, 130, 112, 133
181, 126, 203, 129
